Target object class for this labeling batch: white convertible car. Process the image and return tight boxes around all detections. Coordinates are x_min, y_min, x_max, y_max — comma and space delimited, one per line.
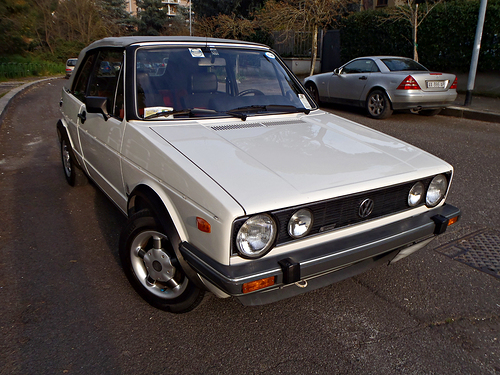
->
58, 37, 460, 313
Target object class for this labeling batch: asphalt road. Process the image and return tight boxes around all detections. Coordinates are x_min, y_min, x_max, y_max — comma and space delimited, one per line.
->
1, 79, 499, 375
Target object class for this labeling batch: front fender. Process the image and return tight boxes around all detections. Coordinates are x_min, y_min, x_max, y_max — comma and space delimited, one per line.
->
126, 183, 206, 289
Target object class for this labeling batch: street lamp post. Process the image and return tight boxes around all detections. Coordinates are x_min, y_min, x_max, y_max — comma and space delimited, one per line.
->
465, 0, 488, 106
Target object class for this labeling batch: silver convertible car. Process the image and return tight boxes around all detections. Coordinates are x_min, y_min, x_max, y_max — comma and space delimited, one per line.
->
304, 56, 458, 119
57, 37, 460, 313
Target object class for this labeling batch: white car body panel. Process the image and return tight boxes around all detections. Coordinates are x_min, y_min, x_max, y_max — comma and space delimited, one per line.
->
151, 111, 452, 214
121, 122, 245, 265
79, 113, 126, 207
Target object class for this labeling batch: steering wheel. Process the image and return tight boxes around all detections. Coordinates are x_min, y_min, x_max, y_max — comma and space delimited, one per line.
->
238, 89, 264, 97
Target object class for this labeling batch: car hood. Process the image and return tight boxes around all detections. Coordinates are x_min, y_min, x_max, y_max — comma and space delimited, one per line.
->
150, 111, 451, 214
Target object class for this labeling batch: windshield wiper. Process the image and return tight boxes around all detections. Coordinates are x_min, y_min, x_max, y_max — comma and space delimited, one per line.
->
266, 105, 311, 114
144, 108, 247, 121
226, 105, 310, 119
144, 108, 218, 120
144, 104, 309, 121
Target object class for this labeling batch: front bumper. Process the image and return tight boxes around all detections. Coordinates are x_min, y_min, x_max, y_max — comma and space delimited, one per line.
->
179, 204, 460, 306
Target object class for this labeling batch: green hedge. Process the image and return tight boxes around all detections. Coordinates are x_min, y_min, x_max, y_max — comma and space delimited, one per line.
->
339, 0, 500, 72
0, 56, 64, 79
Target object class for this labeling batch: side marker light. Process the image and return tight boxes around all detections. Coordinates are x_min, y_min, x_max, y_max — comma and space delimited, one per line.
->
448, 216, 459, 226
196, 217, 211, 233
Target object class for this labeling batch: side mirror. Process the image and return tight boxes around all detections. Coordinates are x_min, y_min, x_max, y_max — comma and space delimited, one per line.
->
86, 96, 110, 120
333, 68, 341, 75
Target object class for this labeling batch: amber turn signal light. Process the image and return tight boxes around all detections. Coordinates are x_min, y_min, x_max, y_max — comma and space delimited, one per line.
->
242, 277, 275, 294
196, 217, 211, 233
448, 216, 459, 226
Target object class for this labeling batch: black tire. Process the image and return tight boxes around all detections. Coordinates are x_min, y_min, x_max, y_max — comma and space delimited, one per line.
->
305, 83, 320, 104
60, 135, 87, 186
419, 108, 442, 116
119, 209, 205, 313
366, 90, 393, 119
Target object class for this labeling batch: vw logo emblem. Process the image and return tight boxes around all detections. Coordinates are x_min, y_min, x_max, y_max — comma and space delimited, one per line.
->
359, 198, 374, 218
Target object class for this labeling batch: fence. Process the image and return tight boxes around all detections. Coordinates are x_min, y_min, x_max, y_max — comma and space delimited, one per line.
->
0, 62, 64, 79
272, 30, 323, 58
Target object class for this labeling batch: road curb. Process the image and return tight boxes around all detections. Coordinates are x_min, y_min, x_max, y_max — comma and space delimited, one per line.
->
0, 77, 62, 126
441, 106, 500, 123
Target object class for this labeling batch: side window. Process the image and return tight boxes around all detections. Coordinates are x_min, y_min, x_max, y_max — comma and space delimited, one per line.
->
343, 59, 379, 74
88, 49, 123, 107
72, 53, 96, 102
367, 60, 380, 72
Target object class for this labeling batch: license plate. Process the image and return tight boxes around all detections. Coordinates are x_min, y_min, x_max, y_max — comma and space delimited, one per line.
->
427, 81, 446, 88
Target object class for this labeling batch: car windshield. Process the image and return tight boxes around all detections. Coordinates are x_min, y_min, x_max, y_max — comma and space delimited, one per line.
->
381, 58, 428, 72
135, 46, 314, 119
67, 59, 77, 66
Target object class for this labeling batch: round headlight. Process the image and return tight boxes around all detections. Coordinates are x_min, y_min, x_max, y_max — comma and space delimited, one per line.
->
408, 182, 424, 207
426, 174, 448, 207
236, 214, 277, 258
288, 209, 313, 239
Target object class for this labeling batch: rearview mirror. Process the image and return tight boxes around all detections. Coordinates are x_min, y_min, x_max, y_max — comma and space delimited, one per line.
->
198, 57, 226, 67
333, 68, 341, 75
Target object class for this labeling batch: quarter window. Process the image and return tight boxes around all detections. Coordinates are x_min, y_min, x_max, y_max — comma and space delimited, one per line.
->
72, 54, 96, 102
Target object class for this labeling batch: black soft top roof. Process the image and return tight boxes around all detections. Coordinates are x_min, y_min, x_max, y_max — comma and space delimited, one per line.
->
82, 36, 268, 53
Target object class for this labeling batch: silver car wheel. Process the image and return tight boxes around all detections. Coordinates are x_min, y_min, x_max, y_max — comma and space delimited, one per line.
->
368, 93, 385, 115
366, 90, 393, 119
129, 230, 188, 299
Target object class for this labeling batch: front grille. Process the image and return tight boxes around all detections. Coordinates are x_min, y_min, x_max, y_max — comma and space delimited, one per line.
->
273, 178, 433, 245
231, 175, 444, 254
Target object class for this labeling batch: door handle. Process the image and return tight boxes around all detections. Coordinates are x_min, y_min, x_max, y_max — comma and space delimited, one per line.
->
78, 111, 86, 124
359, 76, 367, 80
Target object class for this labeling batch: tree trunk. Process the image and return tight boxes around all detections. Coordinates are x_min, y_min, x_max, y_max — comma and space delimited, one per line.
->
309, 25, 318, 77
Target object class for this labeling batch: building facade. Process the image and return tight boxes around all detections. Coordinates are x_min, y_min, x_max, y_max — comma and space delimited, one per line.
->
126, 0, 190, 16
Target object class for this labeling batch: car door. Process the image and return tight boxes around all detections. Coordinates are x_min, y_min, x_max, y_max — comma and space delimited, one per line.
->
77, 48, 127, 210
328, 59, 379, 102
63, 54, 98, 170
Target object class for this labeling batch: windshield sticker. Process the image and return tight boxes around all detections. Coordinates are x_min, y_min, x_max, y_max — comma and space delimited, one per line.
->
144, 107, 174, 118
298, 94, 312, 110
210, 48, 219, 56
265, 52, 276, 59
189, 48, 205, 58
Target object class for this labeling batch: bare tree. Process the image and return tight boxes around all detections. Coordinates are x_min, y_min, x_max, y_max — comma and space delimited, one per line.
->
390, 0, 443, 61
256, 0, 352, 76
64, 0, 108, 45
31, 0, 57, 54
196, 13, 255, 39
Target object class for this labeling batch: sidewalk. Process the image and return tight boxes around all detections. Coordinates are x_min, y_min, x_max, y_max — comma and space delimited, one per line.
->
1, 74, 499, 124
443, 94, 500, 123
443, 72, 500, 123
